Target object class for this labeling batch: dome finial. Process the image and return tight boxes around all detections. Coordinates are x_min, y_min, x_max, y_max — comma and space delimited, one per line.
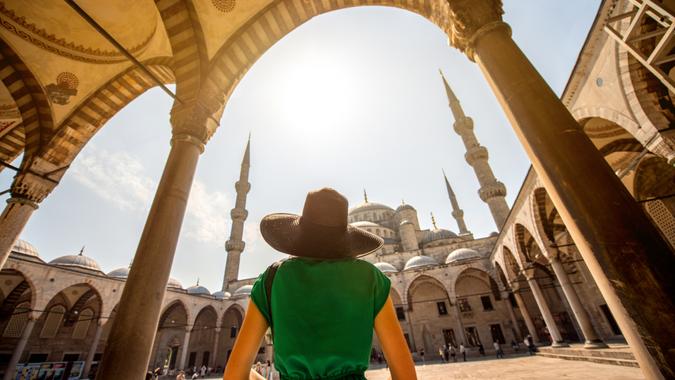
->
79, 246, 85, 256
401, 199, 405, 205
431, 212, 438, 229
196, 277, 200, 286
363, 188, 368, 203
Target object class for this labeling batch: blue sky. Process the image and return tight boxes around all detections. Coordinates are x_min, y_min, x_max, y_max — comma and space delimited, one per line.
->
1, 1, 600, 292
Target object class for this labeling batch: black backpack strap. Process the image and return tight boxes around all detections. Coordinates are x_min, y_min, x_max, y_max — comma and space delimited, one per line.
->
264, 260, 283, 336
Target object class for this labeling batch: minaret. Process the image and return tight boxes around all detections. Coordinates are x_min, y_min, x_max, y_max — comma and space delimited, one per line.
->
440, 70, 509, 228
443, 169, 470, 235
223, 136, 251, 291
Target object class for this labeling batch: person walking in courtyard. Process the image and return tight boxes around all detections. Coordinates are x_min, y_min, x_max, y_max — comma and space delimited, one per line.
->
478, 342, 485, 356
459, 343, 467, 362
449, 345, 457, 362
443, 344, 450, 363
223, 188, 417, 380
419, 348, 425, 365
493, 340, 504, 359
511, 339, 519, 353
525, 334, 536, 355
176, 370, 186, 380
438, 346, 445, 362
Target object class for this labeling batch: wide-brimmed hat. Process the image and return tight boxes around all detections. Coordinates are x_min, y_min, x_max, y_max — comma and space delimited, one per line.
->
260, 188, 384, 259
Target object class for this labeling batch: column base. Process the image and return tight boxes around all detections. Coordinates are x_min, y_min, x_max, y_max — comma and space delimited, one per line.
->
551, 341, 569, 348
583, 340, 609, 349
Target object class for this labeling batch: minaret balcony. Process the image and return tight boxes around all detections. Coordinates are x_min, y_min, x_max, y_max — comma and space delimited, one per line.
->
230, 208, 248, 220
226, 240, 245, 252
453, 117, 474, 134
464, 146, 489, 165
478, 182, 507, 201
235, 181, 251, 193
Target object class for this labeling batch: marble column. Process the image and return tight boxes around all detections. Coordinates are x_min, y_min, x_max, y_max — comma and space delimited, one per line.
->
502, 291, 522, 341
453, 302, 467, 346
549, 255, 607, 348
211, 327, 221, 368
405, 308, 417, 352
3, 317, 36, 380
523, 269, 567, 347
0, 197, 38, 269
443, 1, 675, 377
96, 133, 205, 379
180, 328, 192, 370
511, 285, 539, 344
83, 322, 104, 378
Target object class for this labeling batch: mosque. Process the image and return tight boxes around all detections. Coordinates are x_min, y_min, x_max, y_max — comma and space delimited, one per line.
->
0, 73, 624, 378
0, 0, 674, 379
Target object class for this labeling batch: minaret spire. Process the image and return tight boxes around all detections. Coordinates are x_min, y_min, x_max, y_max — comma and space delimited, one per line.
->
363, 189, 368, 203
443, 169, 470, 235
439, 70, 510, 228
223, 136, 252, 291
431, 212, 438, 230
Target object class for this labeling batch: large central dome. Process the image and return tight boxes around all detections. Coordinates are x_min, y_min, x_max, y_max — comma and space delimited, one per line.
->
349, 201, 394, 215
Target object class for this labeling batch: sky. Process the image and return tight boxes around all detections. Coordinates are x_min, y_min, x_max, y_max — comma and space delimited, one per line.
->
0, 0, 600, 293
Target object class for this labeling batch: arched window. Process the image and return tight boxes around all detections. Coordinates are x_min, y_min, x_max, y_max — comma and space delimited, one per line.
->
72, 308, 94, 339
41, 305, 66, 338
2, 302, 30, 338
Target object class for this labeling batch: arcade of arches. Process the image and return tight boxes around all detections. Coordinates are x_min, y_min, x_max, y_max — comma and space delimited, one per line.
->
0, 0, 674, 379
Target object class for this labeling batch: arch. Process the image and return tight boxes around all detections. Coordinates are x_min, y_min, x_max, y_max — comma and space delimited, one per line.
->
71, 307, 94, 339
0, 39, 54, 159
515, 223, 546, 264
0, 268, 36, 318
188, 305, 218, 367
159, 300, 189, 330
40, 304, 66, 338
406, 274, 451, 311
205, 0, 448, 114
502, 246, 521, 282
531, 187, 578, 260
2, 300, 30, 338
454, 268, 492, 299
578, 117, 647, 172
634, 156, 675, 247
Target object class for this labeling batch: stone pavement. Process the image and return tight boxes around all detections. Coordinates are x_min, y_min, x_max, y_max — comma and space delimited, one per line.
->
364, 355, 645, 380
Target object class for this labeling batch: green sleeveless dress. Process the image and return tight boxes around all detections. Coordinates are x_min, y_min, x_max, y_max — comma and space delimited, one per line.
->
250, 257, 391, 380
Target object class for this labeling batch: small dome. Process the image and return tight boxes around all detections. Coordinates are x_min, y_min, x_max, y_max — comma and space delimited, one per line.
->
349, 202, 394, 216
212, 290, 231, 300
233, 284, 253, 297
421, 228, 458, 244
374, 262, 398, 273
107, 267, 130, 279
50, 251, 102, 272
350, 221, 380, 228
167, 278, 183, 289
12, 239, 40, 258
446, 248, 483, 264
404, 255, 438, 271
396, 204, 416, 213
187, 284, 211, 295
489, 231, 499, 237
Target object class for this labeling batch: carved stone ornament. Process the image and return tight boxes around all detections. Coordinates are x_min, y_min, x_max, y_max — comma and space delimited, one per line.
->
446, 0, 507, 60
10, 157, 63, 204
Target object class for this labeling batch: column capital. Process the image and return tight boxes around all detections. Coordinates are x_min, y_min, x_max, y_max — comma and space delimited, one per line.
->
214, 327, 221, 333
171, 133, 206, 153
170, 99, 220, 147
10, 156, 63, 204
522, 266, 536, 280
446, 0, 510, 61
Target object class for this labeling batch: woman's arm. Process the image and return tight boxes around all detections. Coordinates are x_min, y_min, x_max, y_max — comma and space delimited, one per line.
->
374, 296, 417, 380
223, 302, 269, 380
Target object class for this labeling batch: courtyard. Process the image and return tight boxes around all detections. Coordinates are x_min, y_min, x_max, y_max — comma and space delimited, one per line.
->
363, 356, 644, 380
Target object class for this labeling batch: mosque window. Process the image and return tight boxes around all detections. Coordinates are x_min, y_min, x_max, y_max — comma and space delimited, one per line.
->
2, 302, 30, 338
41, 305, 66, 338
230, 326, 238, 338
436, 301, 448, 316
481, 296, 494, 311
72, 308, 94, 339
376, 229, 381, 236
457, 298, 471, 312
395, 307, 406, 321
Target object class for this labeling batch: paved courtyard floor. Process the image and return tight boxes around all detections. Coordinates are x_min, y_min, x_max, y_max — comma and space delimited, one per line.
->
364, 356, 644, 380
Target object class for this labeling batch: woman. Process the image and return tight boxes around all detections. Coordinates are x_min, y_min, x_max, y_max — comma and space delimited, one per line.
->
223, 188, 417, 380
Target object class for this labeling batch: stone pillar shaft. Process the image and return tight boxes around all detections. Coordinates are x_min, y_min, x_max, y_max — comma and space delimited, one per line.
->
512, 291, 539, 344
525, 277, 565, 346
453, 303, 467, 345
0, 198, 38, 269
549, 256, 606, 348
503, 293, 522, 341
83, 322, 104, 378
470, 20, 675, 378
211, 328, 221, 368
96, 137, 203, 379
180, 329, 192, 370
3, 318, 36, 380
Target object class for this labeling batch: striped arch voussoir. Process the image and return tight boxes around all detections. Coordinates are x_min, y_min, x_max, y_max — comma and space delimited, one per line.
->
0, 40, 54, 158
43, 58, 175, 167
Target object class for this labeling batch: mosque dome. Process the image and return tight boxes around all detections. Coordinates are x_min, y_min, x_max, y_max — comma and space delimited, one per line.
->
421, 228, 458, 244
50, 250, 102, 272
186, 283, 211, 295
395, 204, 416, 213
212, 290, 231, 300
349, 202, 394, 216
446, 248, 484, 264
374, 262, 398, 273
12, 239, 40, 258
403, 255, 438, 271
489, 231, 499, 237
233, 284, 253, 297
107, 267, 130, 279
167, 278, 183, 289
350, 221, 380, 229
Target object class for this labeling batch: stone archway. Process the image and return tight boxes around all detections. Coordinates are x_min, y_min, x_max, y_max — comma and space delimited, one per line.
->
187, 306, 218, 369
153, 301, 189, 371
406, 274, 452, 358
218, 305, 245, 368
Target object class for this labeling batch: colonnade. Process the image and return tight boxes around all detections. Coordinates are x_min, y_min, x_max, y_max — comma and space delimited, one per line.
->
0, 1, 672, 379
